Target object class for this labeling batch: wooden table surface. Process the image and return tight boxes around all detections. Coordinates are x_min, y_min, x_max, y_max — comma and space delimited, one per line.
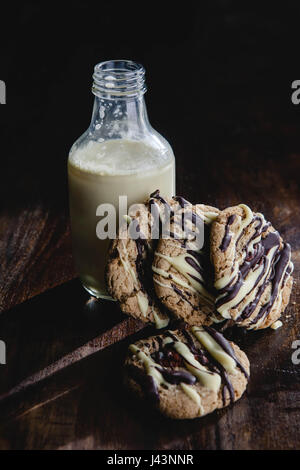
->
1, 4, 300, 449
1, 95, 300, 450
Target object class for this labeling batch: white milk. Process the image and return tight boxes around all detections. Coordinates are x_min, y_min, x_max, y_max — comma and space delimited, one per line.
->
68, 139, 175, 298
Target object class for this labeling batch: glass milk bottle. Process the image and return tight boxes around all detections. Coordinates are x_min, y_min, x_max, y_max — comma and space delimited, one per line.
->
68, 60, 176, 299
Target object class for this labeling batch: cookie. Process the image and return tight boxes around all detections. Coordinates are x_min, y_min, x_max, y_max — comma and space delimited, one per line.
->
210, 204, 294, 330
152, 200, 222, 326
124, 324, 250, 419
105, 191, 180, 329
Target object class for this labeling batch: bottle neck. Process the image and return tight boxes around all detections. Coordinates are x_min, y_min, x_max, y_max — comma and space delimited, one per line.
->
89, 60, 150, 140
90, 94, 151, 139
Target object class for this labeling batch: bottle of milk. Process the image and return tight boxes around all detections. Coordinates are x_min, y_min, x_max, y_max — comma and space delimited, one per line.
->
68, 60, 176, 299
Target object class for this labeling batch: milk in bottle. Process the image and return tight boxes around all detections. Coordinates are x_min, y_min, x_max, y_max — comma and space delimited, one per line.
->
68, 60, 176, 299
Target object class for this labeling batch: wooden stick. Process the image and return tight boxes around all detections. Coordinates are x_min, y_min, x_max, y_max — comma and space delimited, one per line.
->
0, 317, 145, 403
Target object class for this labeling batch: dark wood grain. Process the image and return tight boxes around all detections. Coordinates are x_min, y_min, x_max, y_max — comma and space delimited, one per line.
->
1, 4, 300, 450
0, 119, 300, 449
0, 205, 74, 313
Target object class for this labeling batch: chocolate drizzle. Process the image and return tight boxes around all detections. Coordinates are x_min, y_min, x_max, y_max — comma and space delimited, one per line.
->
248, 242, 291, 326
203, 326, 249, 379
183, 334, 213, 370
149, 189, 174, 218
148, 189, 175, 241
185, 255, 204, 276
127, 364, 160, 403
173, 196, 191, 208
128, 326, 248, 408
126, 192, 175, 318
216, 272, 244, 309
164, 208, 214, 302
221, 371, 235, 405
186, 250, 207, 277
159, 331, 219, 380
126, 216, 168, 319
220, 214, 236, 252
159, 368, 196, 385
171, 284, 198, 310
151, 193, 216, 305
215, 206, 292, 328
191, 211, 204, 228
128, 220, 153, 300
238, 232, 289, 326
216, 224, 284, 324
148, 199, 161, 239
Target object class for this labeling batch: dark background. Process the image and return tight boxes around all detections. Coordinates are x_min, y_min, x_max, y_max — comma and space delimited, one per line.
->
1, 2, 300, 210
1, 2, 300, 450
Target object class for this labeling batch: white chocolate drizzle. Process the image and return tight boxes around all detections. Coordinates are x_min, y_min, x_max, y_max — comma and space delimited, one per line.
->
128, 326, 246, 414
201, 211, 219, 224
154, 252, 214, 303
129, 345, 168, 387
271, 320, 283, 330
118, 238, 169, 329
137, 293, 149, 317
172, 340, 221, 392
216, 245, 278, 318
214, 205, 253, 291
153, 312, 169, 329
191, 327, 237, 374
152, 265, 198, 294
180, 383, 204, 416
235, 204, 254, 241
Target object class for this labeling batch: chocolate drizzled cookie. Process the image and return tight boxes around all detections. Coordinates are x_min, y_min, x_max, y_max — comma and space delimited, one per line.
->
152, 201, 223, 327
124, 324, 250, 419
210, 204, 294, 330
105, 191, 183, 328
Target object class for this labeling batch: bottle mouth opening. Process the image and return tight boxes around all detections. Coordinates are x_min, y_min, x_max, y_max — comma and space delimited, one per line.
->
92, 60, 146, 98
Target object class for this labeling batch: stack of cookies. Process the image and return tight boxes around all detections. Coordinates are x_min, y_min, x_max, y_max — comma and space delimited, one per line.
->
105, 191, 293, 419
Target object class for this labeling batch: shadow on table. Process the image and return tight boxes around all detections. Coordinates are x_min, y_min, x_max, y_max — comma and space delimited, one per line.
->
0, 330, 230, 450
0, 277, 299, 449
0, 278, 128, 394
